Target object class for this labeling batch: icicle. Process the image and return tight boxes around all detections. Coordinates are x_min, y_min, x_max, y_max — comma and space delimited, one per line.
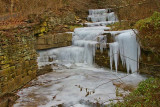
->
98, 35, 107, 53
109, 42, 119, 72
115, 30, 140, 73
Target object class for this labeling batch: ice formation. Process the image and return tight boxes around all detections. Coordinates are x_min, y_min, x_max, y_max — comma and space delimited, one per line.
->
15, 8, 144, 107
87, 9, 118, 27
38, 26, 110, 66
108, 12, 118, 21
85, 21, 115, 27
87, 9, 108, 22
38, 9, 140, 73
116, 31, 140, 73
108, 30, 140, 73
14, 65, 146, 107
109, 42, 119, 72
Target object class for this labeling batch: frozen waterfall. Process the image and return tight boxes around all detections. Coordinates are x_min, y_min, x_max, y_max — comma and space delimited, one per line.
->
109, 30, 140, 73
38, 9, 140, 73
87, 9, 118, 26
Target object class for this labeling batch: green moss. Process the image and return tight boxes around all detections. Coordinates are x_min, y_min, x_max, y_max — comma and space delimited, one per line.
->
111, 78, 160, 107
134, 11, 160, 52
34, 21, 49, 36
69, 24, 83, 32
135, 11, 160, 31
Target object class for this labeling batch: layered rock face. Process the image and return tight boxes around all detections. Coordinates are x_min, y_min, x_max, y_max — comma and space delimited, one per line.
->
36, 33, 72, 50
0, 34, 38, 97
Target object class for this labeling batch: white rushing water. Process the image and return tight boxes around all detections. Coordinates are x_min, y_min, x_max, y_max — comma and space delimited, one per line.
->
14, 9, 143, 107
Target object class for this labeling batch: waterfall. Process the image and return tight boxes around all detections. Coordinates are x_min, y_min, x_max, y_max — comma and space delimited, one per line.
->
38, 9, 140, 73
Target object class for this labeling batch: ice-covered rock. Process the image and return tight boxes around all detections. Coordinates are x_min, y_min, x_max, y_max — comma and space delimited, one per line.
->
87, 9, 118, 23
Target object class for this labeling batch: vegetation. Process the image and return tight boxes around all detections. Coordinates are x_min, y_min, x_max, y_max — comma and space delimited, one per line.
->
135, 12, 160, 52
108, 21, 133, 31
1, 0, 159, 20
108, 11, 160, 53
0, 0, 99, 18
135, 12, 160, 31
112, 78, 160, 107
68, 24, 83, 32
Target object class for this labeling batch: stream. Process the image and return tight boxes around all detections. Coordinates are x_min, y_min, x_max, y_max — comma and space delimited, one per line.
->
14, 9, 146, 107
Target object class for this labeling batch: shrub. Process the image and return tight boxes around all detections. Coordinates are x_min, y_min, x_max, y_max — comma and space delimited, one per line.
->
112, 78, 160, 107
135, 11, 160, 32
134, 12, 160, 52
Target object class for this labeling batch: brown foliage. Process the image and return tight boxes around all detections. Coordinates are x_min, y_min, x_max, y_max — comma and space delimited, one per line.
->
0, 0, 159, 24
0, 0, 98, 18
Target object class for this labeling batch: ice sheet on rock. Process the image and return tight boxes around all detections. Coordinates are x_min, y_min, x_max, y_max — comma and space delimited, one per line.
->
89, 9, 107, 15
37, 45, 97, 67
97, 35, 107, 53
87, 9, 118, 22
38, 26, 110, 67
85, 21, 116, 27
104, 29, 133, 36
107, 12, 118, 21
73, 27, 109, 43
73, 40, 97, 47
38, 46, 85, 66
72, 26, 110, 65
14, 65, 146, 107
88, 9, 107, 22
